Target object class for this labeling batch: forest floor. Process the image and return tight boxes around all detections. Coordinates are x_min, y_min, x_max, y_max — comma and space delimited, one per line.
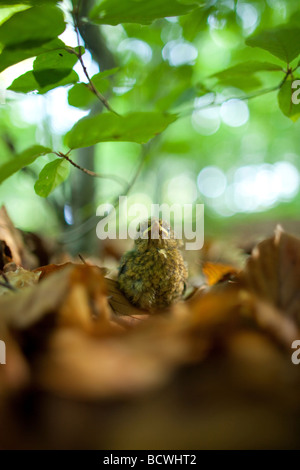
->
0, 206, 300, 449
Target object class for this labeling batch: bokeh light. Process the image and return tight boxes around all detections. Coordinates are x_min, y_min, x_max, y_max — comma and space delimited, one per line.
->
118, 38, 153, 63
167, 174, 198, 204
162, 40, 198, 66
197, 166, 227, 198
220, 99, 250, 127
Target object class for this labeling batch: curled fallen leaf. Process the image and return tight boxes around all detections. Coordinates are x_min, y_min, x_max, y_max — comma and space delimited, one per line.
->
202, 261, 239, 286
0, 267, 72, 329
106, 277, 149, 323
0, 240, 12, 270
58, 264, 112, 334
0, 264, 112, 336
241, 226, 300, 345
252, 299, 298, 348
0, 206, 22, 266
33, 262, 75, 280
243, 226, 300, 317
0, 206, 37, 268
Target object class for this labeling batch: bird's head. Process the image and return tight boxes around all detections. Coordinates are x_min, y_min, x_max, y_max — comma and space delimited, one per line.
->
134, 217, 182, 251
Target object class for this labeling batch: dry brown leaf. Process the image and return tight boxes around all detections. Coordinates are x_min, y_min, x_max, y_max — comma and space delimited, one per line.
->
167, 285, 248, 361
0, 267, 41, 297
32, 283, 269, 400
0, 206, 22, 266
0, 264, 112, 336
34, 262, 108, 280
35, 324, 187, 399
241, 227, 300, 331
225, 330, 296, 393
106, 277, 149, 319
240, 226, 300, 345
185, 284, 247, 329
0, 267, 73, 329
33, 262, 75, 280
0, 264, 114, 400
0, 206, 37, 268
202, 261, 239, 286
0, 240, 13, 270
252, 299, 299, 348
58, 265, 112, 334
243, 227, 300, 317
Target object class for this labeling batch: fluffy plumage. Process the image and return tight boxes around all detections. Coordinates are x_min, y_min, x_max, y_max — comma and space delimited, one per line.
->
118, 218, 188, 310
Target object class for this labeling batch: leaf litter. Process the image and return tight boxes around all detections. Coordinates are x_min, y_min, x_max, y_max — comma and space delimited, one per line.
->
0, 207, 300, 448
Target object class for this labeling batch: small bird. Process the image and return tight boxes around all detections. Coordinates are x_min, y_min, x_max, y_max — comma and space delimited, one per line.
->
118, 217, 188, 311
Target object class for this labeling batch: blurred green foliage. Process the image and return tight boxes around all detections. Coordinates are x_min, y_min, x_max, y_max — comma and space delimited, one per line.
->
0, 0, 300, 242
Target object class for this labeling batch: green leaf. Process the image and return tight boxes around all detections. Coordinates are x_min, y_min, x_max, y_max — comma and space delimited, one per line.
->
180, 7, 207, 42
0, 145, 51, 184
95, 67, 120, 78
7, 44, 80, 93
8, 69, 78, 94
67, 83, 98, 108
0, 1, 59, 5
215, 76, 263, 92
0, 5, 65, 48
34, 47, 81, 72
0, 38, 65, 73
206, 61, 283, 93
89, 0, 199, 25
33, 47, 80, 87
68, 70, 116, 108
246, 26, 300, 64
278, 77, 300, 122
65, 112, 177, 148
211, 61, 283, 79
34, 158, 70, 197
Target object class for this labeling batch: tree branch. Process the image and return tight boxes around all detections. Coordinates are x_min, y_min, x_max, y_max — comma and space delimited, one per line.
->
56, 151, 127, 187
180, 77, 289, 118
72, 1, 119, 115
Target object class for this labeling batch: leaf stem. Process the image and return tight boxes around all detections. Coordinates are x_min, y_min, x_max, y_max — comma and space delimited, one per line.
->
56, 152, 127, 187
179, 81, 285, 118
59, 144, 149, 243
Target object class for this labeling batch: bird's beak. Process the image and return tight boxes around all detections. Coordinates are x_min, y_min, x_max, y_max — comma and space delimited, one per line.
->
151, 220, 160, 238
142, 220, 170, 240
160, 226, 169, 239
142, 226, 151, 238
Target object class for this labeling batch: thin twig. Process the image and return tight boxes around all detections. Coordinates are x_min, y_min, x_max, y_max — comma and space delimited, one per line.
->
112, 144, 148, 204
72, 2, 119, 115
292, 61, 300, 73
60, 144, 149, 243
78, 253, 87, 264
179, 75, 289, 117
56, 152, 127, 187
